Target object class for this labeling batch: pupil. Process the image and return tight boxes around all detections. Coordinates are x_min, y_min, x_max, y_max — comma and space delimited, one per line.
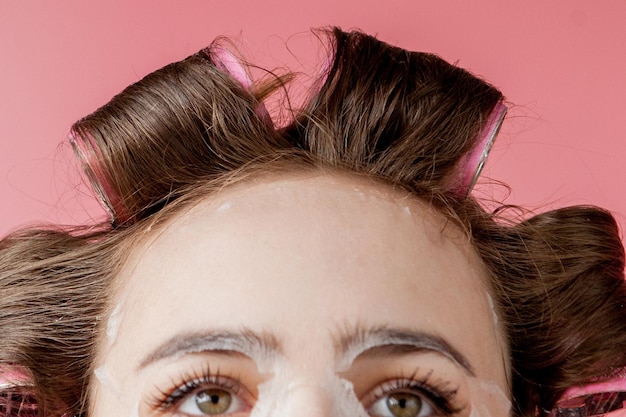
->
196, 389, 232, 414
388, 393, 422, 417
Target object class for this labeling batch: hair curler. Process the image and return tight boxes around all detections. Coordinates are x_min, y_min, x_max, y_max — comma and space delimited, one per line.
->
549, 371, 626, 417
209, 46, 272, 124
0, 368, 37, 417
448, 101, 507, 196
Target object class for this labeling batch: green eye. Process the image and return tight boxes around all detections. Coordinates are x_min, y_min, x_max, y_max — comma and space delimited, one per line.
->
195, 389, 233, 415
370, 391, 435, 417
387, 393, 424, 417
167, 374, 250, 416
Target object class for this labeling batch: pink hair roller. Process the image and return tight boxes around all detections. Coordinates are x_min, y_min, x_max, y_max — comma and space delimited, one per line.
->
210, 47, 272, 124
68, 130, 127, 224
211, 47, 253, 89
0, 367, 29, 389
0, 367, 37, 417
549, 370, 626, 417
70, 47, 274, 226
449, 101, 507, 195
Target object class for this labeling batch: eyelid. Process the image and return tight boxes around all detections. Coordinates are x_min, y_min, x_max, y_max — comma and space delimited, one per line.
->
147, 367, 255, 414
360, 373, 464, 416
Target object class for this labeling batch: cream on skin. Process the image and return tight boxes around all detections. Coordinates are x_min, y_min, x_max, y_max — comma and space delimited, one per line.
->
91, 173, 510, 417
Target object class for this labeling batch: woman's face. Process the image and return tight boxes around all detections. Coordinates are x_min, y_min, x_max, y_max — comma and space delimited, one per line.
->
92, 174, 510, 417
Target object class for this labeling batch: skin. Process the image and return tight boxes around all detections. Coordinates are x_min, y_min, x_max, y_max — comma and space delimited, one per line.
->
91, 173, 509, 417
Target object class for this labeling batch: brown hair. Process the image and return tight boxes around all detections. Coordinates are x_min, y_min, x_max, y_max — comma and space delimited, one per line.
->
1, 27, 625, 417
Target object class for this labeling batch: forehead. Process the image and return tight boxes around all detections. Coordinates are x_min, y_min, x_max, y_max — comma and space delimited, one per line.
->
113, 173, 505, 383
152, 173, 468, 262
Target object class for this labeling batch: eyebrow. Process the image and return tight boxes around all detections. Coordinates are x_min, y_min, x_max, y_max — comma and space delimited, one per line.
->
137, 328, 281, 370
335, 326, 476, 376
137, 326, 474, 376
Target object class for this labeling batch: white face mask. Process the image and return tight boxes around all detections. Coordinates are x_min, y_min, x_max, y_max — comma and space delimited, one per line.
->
93, 350, 511, 417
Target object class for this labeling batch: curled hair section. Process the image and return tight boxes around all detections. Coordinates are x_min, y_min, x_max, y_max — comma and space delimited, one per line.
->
282, 28, 505, 193
0, 227, 124, 417
475, 205, 626, 416
71, 28, 506, 227
70, 44, 290, 226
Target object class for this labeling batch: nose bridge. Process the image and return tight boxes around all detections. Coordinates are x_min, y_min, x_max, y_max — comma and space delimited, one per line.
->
253, 371, 369, 417
283, 383, 335, 417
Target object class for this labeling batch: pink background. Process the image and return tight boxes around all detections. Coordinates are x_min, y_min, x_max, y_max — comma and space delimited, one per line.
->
1, 1, 625, 237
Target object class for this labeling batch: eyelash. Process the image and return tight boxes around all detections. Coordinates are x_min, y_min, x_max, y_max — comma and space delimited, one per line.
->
368, 370, 463, 416
148, 366, 242, 412
148, 367, 462, 416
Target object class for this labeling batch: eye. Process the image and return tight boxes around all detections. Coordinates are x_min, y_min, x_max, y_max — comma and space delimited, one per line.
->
363, 374, 460, 417
149, 369, 253, 417
369, 392, 436, 417
178, 387, 247, 416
